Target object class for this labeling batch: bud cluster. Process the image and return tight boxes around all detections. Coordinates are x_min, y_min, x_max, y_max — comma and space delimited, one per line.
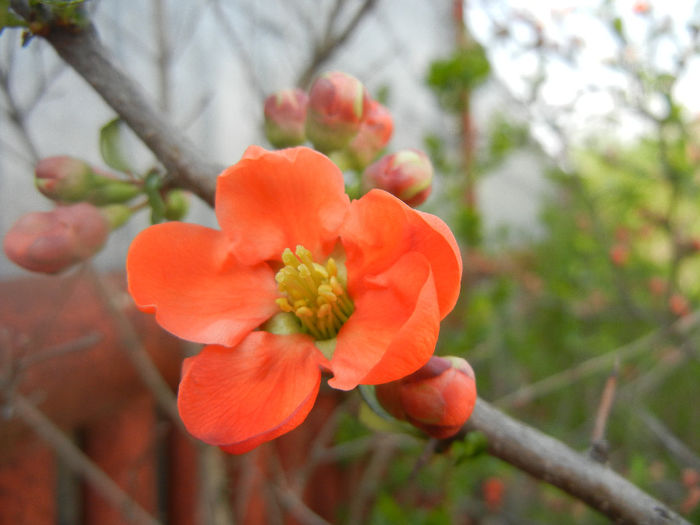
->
4, 155, 190, 274
263, 71, 433, 207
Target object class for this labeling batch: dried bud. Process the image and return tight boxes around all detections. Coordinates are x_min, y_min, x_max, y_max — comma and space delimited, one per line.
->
375, 356, 477, 439
345, 100, 394, 170
3, 203, 110, 274
264, 88, 308, 148
362, 149, 433, 206
35, 156, 94, 202
305, 71, 371, 153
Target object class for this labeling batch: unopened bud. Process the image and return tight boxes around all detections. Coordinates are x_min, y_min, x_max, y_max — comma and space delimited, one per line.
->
362, 149, 433, 206
345, 100, 394, 170
35, 156, 94, 202
306, 71, 371, 153
3, 203, 110, 274
164, 190, 190, 221
264, 88, 308, 148
375, 355, 477, 439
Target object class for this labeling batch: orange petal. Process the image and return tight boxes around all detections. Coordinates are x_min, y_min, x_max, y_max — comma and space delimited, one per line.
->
328, 252, 440, 390
177, 332, 326, 452
216, 146, 350, 264
342, 189, 461, 318
406, 206, 463, 318
127, 222, 279, 347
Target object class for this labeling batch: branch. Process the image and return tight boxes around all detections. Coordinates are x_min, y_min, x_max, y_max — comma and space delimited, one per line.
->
10, 7, 689, 524
9, 0, 218, 205
463, 398, 688, 524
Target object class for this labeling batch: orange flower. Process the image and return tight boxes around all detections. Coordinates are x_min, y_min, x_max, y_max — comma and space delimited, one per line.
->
127, 146, 462, 453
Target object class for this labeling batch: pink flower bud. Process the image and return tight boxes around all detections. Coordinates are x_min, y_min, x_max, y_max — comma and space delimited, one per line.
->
362, 149, 433, 206
375, 356, 477, 439
305, 71, 371, 153
3, 203, 110, 274
345, 100, 394, 170
264, 88, 308, 148
35, 156, 94, 202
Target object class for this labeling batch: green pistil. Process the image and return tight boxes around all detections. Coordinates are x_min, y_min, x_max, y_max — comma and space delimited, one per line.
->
275, 245, 354, 340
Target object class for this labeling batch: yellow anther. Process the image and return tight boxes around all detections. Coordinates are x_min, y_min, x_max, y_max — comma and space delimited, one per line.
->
330, 276, 344, 296
275, 244, 354, 340
326, 258, 338, 276
317, 303, 331, 318
313, 263, 328, 279
296, 306, 313, 318
276, 297, 293, 312
281, 247, 299, 267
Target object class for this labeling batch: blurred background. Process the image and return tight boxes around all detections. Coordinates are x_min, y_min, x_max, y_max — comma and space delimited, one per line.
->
1, 0, 700, 523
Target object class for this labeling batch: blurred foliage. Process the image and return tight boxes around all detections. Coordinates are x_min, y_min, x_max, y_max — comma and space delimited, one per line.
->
426, 43, 490, 111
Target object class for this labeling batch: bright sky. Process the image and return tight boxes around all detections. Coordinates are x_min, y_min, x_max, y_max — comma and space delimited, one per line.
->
466, 0, 700, 151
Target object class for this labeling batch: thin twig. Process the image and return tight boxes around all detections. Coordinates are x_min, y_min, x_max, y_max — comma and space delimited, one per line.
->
296, 0, 378, 87
636, 408, 700, 474
11, 393, 161, 525
495, 311, 700, 408
347, 434, 400, 525
588, 358, 619, 463
84, 266, 185, 433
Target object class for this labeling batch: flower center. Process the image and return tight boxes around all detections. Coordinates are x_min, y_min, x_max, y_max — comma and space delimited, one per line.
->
275, 245, 354, 340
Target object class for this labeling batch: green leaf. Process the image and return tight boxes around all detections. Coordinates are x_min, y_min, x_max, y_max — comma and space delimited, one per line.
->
452, 431, 488, 464
99, 117, 134, 174
1, 0, 27, 32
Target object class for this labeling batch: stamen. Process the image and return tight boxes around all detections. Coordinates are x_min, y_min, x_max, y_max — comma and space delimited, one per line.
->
275, 245, 354, 340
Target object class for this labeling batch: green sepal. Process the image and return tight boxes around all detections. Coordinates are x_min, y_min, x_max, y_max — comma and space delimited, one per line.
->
85, 181, 141, 205
144, 171, 166, 224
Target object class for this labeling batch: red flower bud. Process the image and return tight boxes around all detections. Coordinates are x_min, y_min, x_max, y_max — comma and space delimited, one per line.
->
362, 149, 433, 206
3, 203, 110, 274
345, 99, 394, 170
264, 88, 308, 148
375, 356, 477, 439
305, 71, 371, 153
35, 156, 94, 202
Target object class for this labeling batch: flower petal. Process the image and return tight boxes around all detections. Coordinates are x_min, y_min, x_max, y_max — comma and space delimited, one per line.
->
342, 189, 462, 318
178, 332, 327, 453
216, 146, 350, 264
127, 222, 279, 347
328, 252, 440, 390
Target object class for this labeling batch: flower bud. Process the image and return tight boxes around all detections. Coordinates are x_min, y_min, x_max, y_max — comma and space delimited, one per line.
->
362, 149, 433, 206
264, 88, 308, 148
3, 203, 110, 274
35, 156, 94, 202
305, 71, 371, 153
345, 100, 394, 170
164, 189, 190, 221
375, 356, 477, 439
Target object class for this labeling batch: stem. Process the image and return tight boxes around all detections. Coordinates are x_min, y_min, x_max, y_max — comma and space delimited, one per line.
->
463, 398, 688, 524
